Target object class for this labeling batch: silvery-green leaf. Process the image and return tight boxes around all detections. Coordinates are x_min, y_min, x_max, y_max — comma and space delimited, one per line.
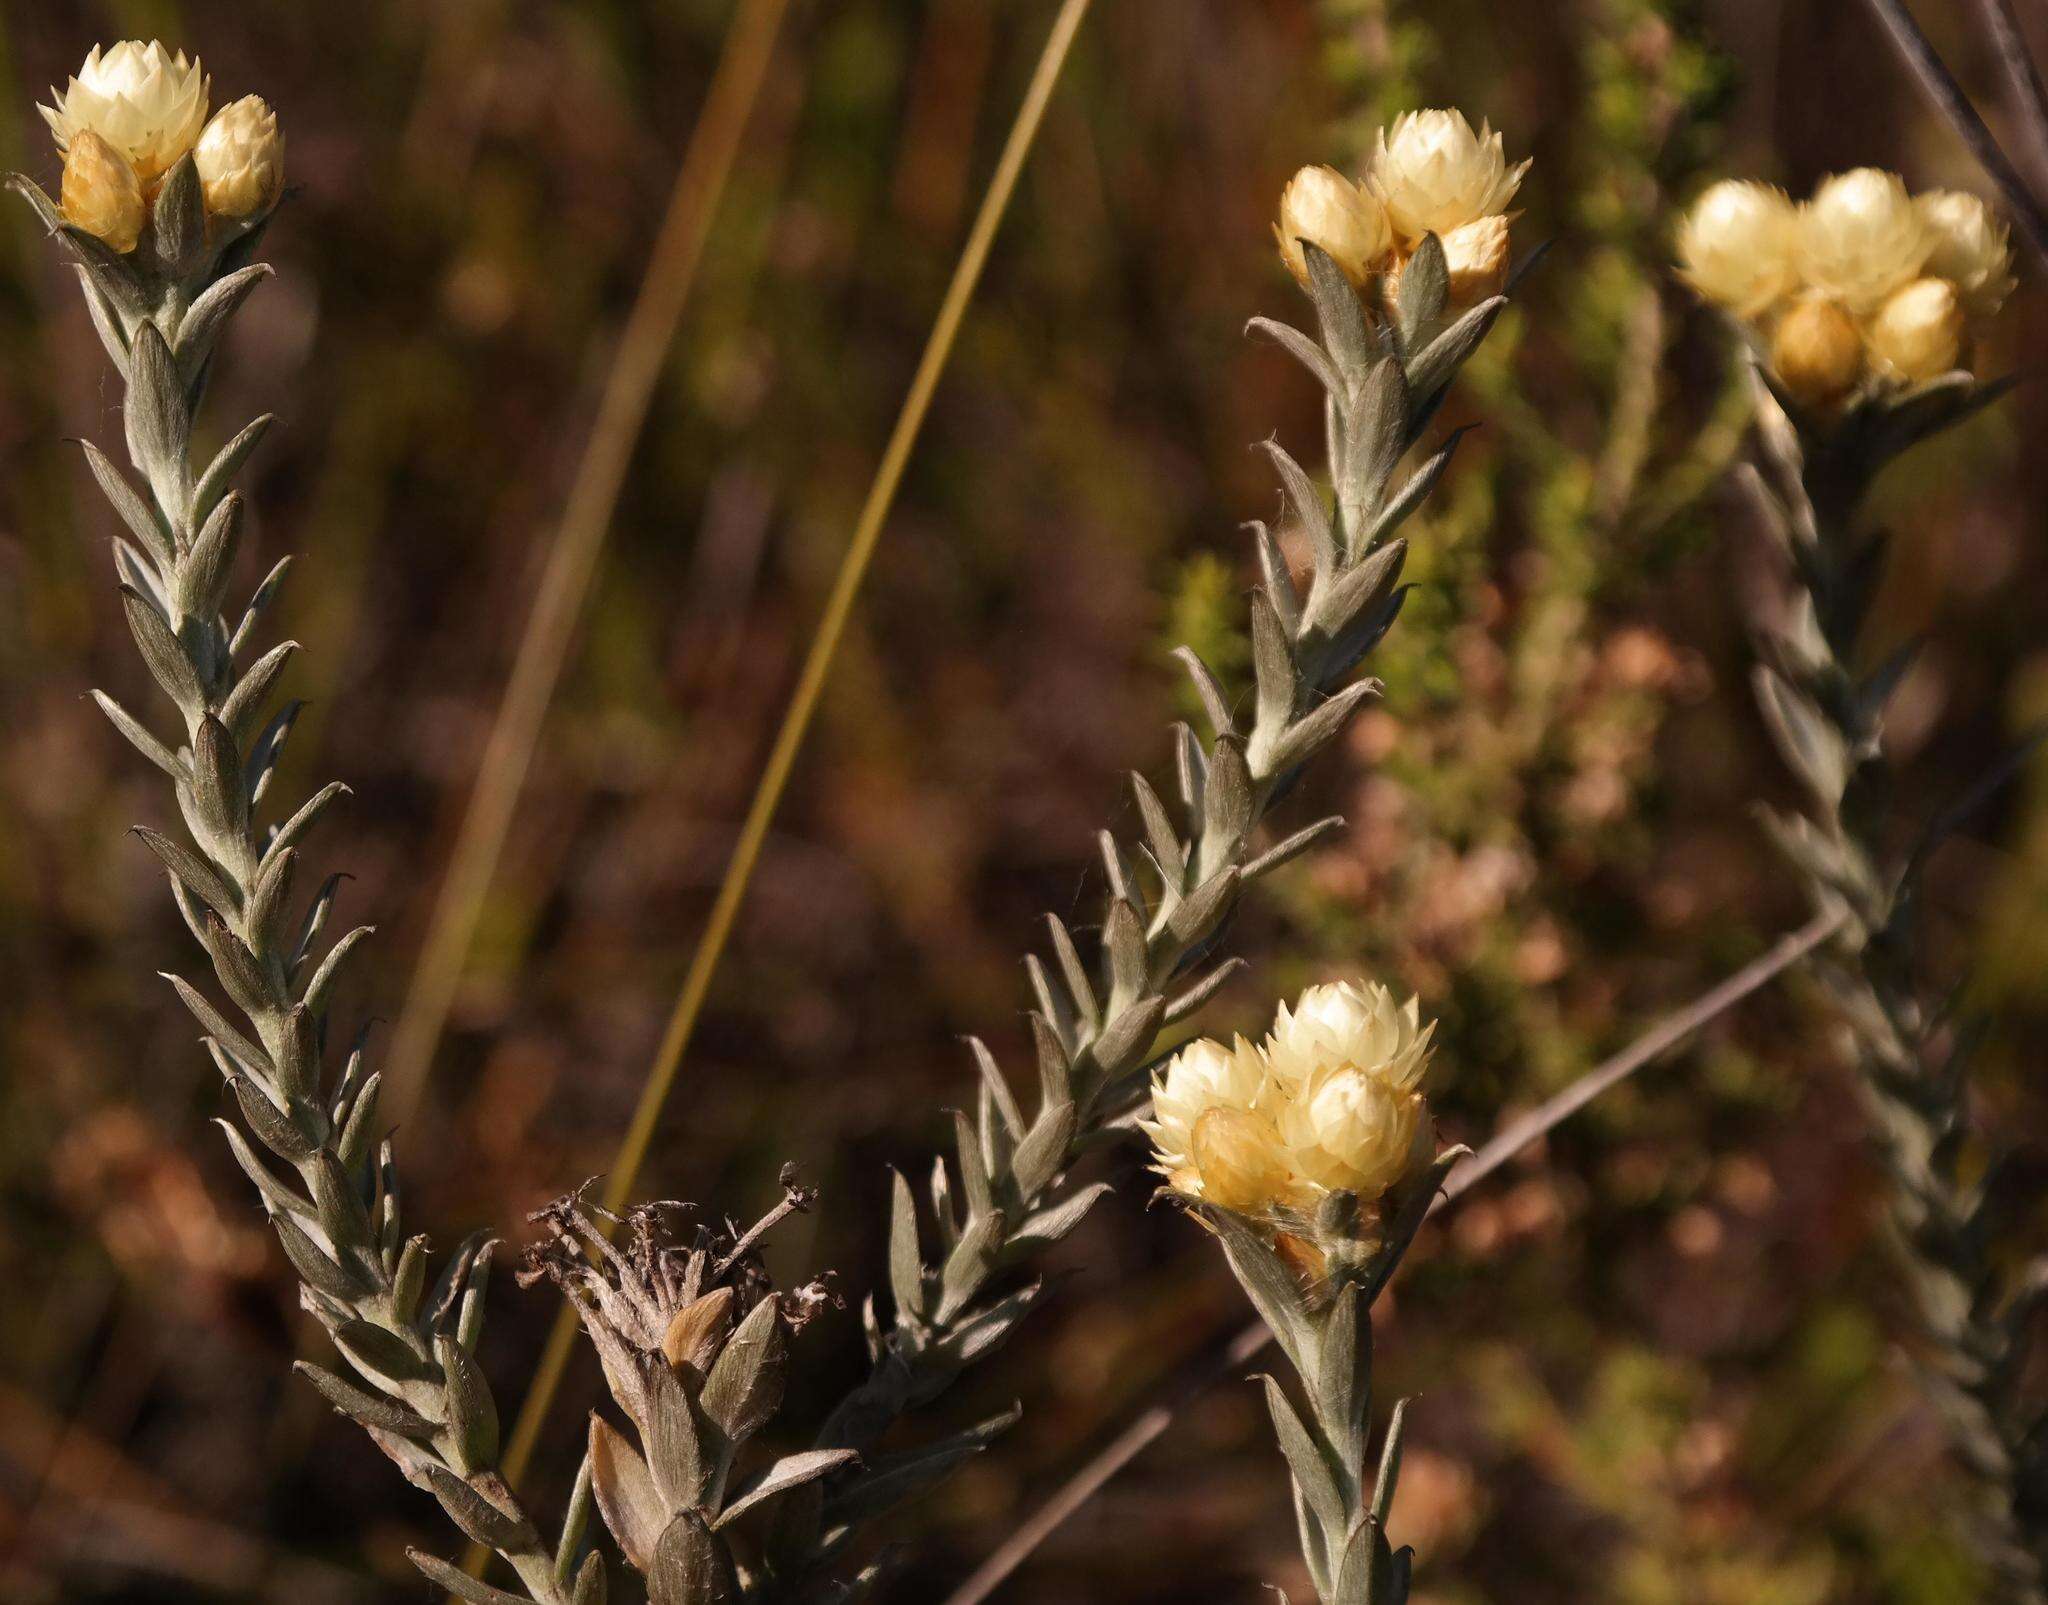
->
821, 1404, 1020, 1526
456, 1242, 492, 1351
1340, 359, 1409, 546
335, 1071, 382, 1175
1045, 913, 1100, 1032
434, 1332, 499, 1473
1175, 722, 1208, 816
1332, 1514, 1394, 1605
179, 492, 243, 620
1371, 1396, 1411, 1526
296, 1360, 438, 1440
1163, 956, 1245, 1025
124, 322, 191, 518
245, 841, 297, 956
174, 264, 272, 387
1243, 816, 1346, 881
1089, 994, 1165, 1082
192, 716, 248, 840
245, 698, 304, 806
712, 1449, 859, 1529
1205, 1206, 1310, 1374
202, 911, 272, 1017
1102, 898, 1147, 1009
588, 1415, 665, 1571
1260, 440, 1337, 580
230, 554, 293, 658
120, 585, 204, 711
1097, 831, 1147, 925
1754, 664, 1850, 806
407, 1551, 535, 1605
965, 1037, 1025, 1140
310, 1148, 373, 1261
556, 1450, 597, 1587
647, 1510, 736, 1605
1318, 1282, 1368, 1481
1201, 735, 1255, 852
952, 1113, 995, 1221
930, 1280, 1042, 1368
80, 441, 174, 564
1008, 1102, 1076, 1199
291, 871, 349, 978
274, 1207, 372, 1300
92, 690, 180, 776
1172, 646, 1235, 740
1366, 427, 1470, 549
1129, 771, 1187, 882
1301, 242, 1371, 382
214, 1117, 314, 1220
1271, 678, 1379, 776
423, 1464, 537, 1552
1405, 297, 1503, 407
888, 1169, 928, 1323
165, 966, 270, 1068
1394, 232, 1448, 350
1260, 1374, 1345, 1562
1030, 1012, 1072, 1109
301, 924, 374, 1017
1004, 1181, 1111, 1260
275, 1002, 319, 1103
572, 1552, 607, 1605
934, 1211, 1006, 1324
335, 1316, 436, 1387
194, 413, 275, 531
1166, 865, 1239, 947
700, 1296, 786, 1444
231, 1073, 318, 1161
1309, 538, 1407, 644
149, 156, 206, 279
1247, 315, 1342, 398
1249, 587, 1298, 746
264, 780, 350, 867
73, 263, 132, 376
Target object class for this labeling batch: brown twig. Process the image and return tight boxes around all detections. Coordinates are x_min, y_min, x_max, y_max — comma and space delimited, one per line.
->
1859, 0, 2048, 272
939, 910, 1844, 1605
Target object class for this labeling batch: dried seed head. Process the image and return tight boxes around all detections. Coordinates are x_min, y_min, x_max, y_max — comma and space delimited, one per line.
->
194, 95, 283, 220
1867, 276, 1964, 383
60, 130, 144, 253
1274, 165, 1392, 289
1798, 168, 1931, 315
1369, 107, 1528, 246
1916, 189, 2015, 322
1771, 294, 1864, 405
40, 40, 210, 184
1676, 179, 1800, 318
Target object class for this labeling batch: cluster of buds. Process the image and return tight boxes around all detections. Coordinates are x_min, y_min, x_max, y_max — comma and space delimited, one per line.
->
1678, 169, 2015, 407
1144, 981, 1439, 1223
38, 40, 283, 255
1274, 108, 1529, 307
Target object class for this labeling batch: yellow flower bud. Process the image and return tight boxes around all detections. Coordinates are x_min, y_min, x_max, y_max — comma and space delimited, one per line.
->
1142, 1035, 1268, 1195
1867, 276, 1964, 383
194, 95, 284, 220
1369, 108, 1529, 246
1190, 1107, 1296, 1211
1276, 1061, 1429, 1198
1916, 189, 2015, 321
1798, 168, 1931, 315
1676, 179, 1799, 318
1770, 295, 1863, 405
59, 130, 144, 254
1439, 214, 1512, 304
40, 40, 210, 184
1274, 165, 1392, 289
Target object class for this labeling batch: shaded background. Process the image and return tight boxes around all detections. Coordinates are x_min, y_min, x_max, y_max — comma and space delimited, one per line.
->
2, 0, 2046, 1600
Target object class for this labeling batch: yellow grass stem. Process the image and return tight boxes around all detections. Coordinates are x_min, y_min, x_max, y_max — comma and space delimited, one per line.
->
484, 0, 1096, 1543
386, 0, 793, 1127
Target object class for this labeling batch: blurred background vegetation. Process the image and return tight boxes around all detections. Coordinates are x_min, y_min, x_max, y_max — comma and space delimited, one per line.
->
2, 1, 2045, 1601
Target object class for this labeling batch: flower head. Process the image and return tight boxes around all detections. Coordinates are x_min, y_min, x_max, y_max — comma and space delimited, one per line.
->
1677, 180, 1800, 317
1369, 108, 1528, 245
1771, 293, 1864, 405
1438, 214, 1512, 304
1190, 1107, 1299, 1211
1867, 276, 1964, 382
1798, 168, 1931, 314
1264, 979, 1435, 1100
1274, 164, 1392, 289
1917, 189, 2016, 321
1276, 1058, 1432, 1196
59, 130, 144, 254
194, 95, 284, 219
1140, 1035, 1267, 1192
40, 41, 210, 185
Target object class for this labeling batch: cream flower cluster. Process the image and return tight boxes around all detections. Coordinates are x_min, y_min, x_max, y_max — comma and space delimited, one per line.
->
39, 40, 284, 255
1143, 981, 1438, 1214
1678, 170, 2015, 405
1275, 108, 1528, 305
